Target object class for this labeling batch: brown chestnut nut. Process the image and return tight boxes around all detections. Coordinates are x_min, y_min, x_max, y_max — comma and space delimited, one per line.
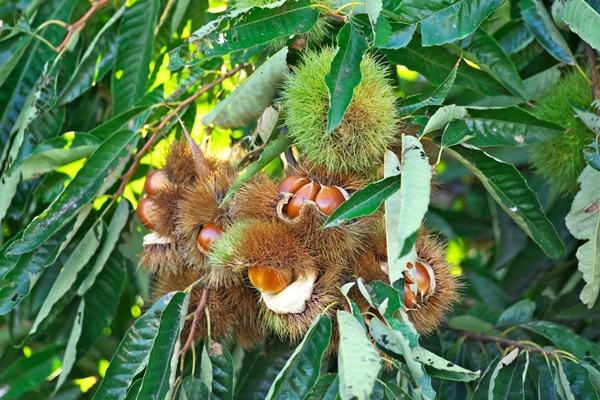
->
314, 186, 346, 216
407, 260, 435, 299
248, 265, 293, 294
144, 169, 170, 195
286, 181, 321, 218
278, 174, 310, 194
137, 197, 158, 230
197, 223, 223, 251
404, 283, 418, 309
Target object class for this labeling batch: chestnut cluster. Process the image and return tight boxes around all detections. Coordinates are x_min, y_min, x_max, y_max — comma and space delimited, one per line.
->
278, 174, 348, 218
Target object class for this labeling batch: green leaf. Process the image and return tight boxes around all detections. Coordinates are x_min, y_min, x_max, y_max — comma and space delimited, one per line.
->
521, 321, 600, 362
384, 40, 510, 96
554, 360, 575, 400
0, 344, 64, 400
488, 349, 528, 400
321, 174, 401, 228
494, 21, 535, 55
78, 200, 130, 295
561, 362, 600, 400
266, 315, 332, 400
392, 135, 432, 284
443, 143, 566, 259
463, 28, 526, 99
89, 106, 152, 141
206, 341, 235, 400
0, 215, 82, 315
0, 35, 33, 88
538, 368, 559, 400
58, 6, 123, 105
448, 315, 495, 334
93, 292, 175, 400
442, 107, 564, 148
398, 0, 505, 46
221, 135, 293, 205
472, 357, 501, 400
78, 251, 126, 354
584, 139, 600, 171
53, 299, 85, 393
572, 103, 600, 135
235, 339, 297, 399
497, 300, 536, 324
398, 61, 458, 116
368, 318, 435, 399
423, 105, 468, 138
7, 129, 138, 255
21, 134, 100, 180
303, 373, 337, 400
565, 165, 600, 308
138, 292, 190, 400
520, 0, 575, 65
376, 22, 417, 49
169, 0, 318, 68
0, 0, 74, 147
112, 0, 159, 111
27, 222, 103, 339
412, 346, 480, 382
563, 0, 600, 51
325, 22, 368, 134
337, 310, 382, 400
202, 47, 288, 129
178, 376, 209, 400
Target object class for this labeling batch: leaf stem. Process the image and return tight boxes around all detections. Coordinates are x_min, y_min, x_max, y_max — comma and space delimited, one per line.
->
584, 43, 600, 108
115, 62, 249, 198
57, 0, 111, 51
180, 285, 209, 372
444, 325, 580, 360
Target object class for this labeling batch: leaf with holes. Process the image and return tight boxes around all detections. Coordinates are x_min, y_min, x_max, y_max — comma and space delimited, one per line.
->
566, 166, 600, 308
338, 310, 382, 400
169, 0, 318, 68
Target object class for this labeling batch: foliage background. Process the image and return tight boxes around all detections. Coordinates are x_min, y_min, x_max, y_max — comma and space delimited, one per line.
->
1, 0, 600, 398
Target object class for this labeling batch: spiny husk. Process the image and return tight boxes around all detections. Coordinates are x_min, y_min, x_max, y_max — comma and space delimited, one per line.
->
283, 47, 399, 176
175, 166, 238, 273
530, 69, 594, 195
140, 241, 187, 277
260, 258, 348, 343
406, 231, 462, 334
163, 140, 199, 185
151, 267, 266, 349
233, 171, 379, 268
208, 218, 318, 276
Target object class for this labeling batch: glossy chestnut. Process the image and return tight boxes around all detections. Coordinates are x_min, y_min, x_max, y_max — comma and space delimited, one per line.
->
248, 265, 293, 294
144, 169, 170, 195
314, 186, 346, 216
197, 223, 223, 251
137, 197, 158, 230
286, 181, 321, 218
278, 175, 310, 194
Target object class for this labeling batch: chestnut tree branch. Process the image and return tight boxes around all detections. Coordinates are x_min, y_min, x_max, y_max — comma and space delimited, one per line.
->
57, 0, 110, 51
